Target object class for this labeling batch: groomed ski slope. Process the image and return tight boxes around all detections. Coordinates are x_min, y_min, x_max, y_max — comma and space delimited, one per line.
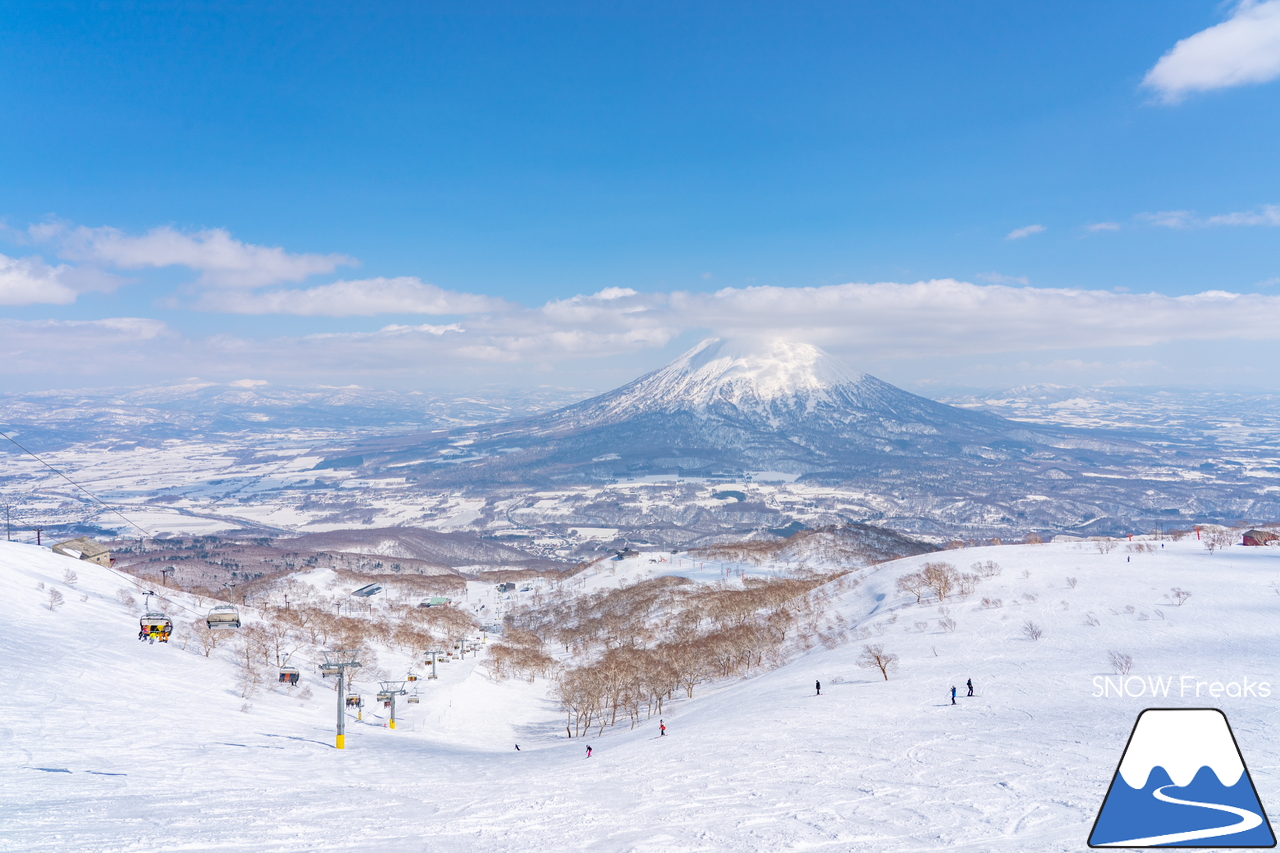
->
2, 538, 1278, 852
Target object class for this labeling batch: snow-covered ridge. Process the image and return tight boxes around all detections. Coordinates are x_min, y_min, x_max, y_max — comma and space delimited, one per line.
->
1118, 709, 1245, 789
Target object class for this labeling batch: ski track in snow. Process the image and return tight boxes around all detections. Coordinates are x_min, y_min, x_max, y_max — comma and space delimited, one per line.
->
2, 539, 1279, 851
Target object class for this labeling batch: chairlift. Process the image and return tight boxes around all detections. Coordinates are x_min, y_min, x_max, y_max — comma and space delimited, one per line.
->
138, 592, 172, 643
320, 663, 343, 678
279, 667, 300, 686
206, 604, 241, 630
406, 695, 420, 704
345, 694, 363, 708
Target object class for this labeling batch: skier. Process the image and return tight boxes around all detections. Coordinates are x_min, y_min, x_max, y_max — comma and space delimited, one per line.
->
815, 680, 821, 696
586, 745, 593, 758
966, 678, 973, 697
951, 686, 957, 705
659, 720, 667, 736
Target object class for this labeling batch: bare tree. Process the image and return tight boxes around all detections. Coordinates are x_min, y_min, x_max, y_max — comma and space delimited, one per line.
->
857, 644, 899, 681
63, 569, 78, 587
1021, 620, 1043, 640
1207, 528, 1236, 552
48, 588, 64, 611
1023, 532, 1043, 544
971, 560, 1002, 578
895, 571, 928, 604
1107, 650, 1134, 675
1170, 587, 1192, 606
1065, 576, 1078, 589
921, 561, 960, 602
188, 618, 225, 657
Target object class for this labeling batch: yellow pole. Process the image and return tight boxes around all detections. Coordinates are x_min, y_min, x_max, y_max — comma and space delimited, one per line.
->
336, 733, 345, 750
389, 719, 396, 730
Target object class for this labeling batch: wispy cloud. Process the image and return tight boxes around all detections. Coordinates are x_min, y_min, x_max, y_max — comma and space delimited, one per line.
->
194, 277, 508, 316
1206, 204, 1280, 226
1142, 204, 1280, 228
975, 272, 1029, 285
1144, 0, 1280, 103
1085, 222, 1121, 233
30, 222, 355, 288
15, 280, 1280, 383
1006, 224, 1045, 240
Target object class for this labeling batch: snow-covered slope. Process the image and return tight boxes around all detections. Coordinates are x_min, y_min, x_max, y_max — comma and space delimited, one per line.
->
6, 538, 1280, 851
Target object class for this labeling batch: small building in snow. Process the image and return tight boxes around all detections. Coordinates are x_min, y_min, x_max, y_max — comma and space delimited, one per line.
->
1242, 529, 1279, 546
51, 536, 113, 567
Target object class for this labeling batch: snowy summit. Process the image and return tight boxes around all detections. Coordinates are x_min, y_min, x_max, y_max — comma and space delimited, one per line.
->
605, 337, 870, 417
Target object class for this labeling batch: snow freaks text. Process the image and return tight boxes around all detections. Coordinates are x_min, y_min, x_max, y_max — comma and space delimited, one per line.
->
1092, 676, 1272, 700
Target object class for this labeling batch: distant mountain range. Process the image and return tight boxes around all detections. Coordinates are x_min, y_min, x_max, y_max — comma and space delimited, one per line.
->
0, 380, 592, 444
6, 340, 1280, 540
325, 338, 1280, 536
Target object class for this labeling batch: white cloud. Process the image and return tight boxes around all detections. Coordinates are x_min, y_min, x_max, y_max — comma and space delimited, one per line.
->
16, 279, 1280, 387
975, 272, 1029, 285
1205, 204, 1280, 226
0, 252, 123, 306
33, 223, 354, 288
1006, 224, 1046, 240
1144, 0, 1280, 103
1085, 222, 1121, 232
193, 277, 507, 316
1142, 204, 1280, 228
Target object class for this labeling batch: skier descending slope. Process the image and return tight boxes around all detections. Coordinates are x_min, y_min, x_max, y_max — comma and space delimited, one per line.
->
815, 680, 821, 696
951, 686, 957, 705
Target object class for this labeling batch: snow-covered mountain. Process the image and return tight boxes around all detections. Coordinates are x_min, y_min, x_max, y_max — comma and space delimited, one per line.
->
349, 337, 1147, 489
536, 337, 1008, 435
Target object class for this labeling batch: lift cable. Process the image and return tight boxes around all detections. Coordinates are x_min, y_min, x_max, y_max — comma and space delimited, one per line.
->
0, 428, 153, 539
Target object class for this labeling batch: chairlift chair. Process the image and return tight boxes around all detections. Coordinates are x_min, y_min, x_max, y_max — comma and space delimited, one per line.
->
139, 612, 173, 643
206, 604, 241, 630
279, 667, 300, 686
320, 663, 343, 678
406, 695, 420, 704
346, 694, 363, 708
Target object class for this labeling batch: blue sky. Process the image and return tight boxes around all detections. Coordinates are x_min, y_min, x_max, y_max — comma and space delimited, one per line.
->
3, 2, 1280, 393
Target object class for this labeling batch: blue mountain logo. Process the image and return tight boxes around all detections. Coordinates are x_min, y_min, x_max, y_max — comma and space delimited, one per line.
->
1090, 708, 1275, 847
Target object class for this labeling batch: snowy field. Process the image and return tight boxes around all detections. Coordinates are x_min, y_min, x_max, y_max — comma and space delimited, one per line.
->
3, 538, 1280, 851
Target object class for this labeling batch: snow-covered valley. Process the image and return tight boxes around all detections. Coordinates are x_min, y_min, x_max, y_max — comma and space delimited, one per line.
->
5, 536, 1279, 852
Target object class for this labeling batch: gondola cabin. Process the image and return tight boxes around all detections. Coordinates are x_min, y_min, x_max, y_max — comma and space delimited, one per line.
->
139, 612, 172, 642
279, 667, 300, 686
206, 604, 241, 630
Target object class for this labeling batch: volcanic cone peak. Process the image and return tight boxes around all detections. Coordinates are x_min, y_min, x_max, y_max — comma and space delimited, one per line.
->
563, 337, 983, 432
